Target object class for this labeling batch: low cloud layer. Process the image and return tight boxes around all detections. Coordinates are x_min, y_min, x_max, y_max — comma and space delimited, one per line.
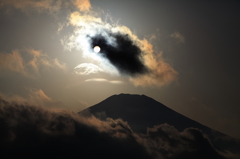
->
0, 96, 237, 159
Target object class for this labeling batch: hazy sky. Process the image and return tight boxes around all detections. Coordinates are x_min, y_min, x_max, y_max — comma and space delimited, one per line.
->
0, 0, 239, 139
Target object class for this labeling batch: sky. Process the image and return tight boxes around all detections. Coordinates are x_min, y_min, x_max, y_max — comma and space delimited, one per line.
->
0, 0, 239, 139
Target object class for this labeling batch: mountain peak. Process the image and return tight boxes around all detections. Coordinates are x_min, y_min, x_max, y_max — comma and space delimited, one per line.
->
94, 93, 169, 115
103, 93, 164, 106
85, 93, 209, 133
81, 94, 240, 153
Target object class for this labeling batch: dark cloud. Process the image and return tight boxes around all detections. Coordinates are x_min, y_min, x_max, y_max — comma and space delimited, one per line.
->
143, 124, 229, 159
89, 32, 149, 76
65, 11, 178, 86
0, 97, 150, 158
0, 97, 236, 159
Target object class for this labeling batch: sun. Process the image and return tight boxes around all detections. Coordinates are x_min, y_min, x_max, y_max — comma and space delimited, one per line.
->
93, 46, 101, 53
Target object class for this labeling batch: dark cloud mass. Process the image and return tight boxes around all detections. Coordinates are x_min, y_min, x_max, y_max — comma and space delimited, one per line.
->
89, 32, 149, 76
64, 11, 178, 86
0, 97, 236, 159
0, 97, 150, 158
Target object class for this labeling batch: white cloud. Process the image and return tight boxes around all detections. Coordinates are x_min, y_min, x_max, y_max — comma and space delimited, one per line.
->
74, 63, 104, 75
85, 78, 123, 84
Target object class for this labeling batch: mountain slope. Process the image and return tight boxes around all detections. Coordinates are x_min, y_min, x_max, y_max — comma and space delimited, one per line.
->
82, 93, 240, 154
85, 94, 212, 134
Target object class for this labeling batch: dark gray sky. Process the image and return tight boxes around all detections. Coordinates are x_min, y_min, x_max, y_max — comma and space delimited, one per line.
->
0, 0, 239, 138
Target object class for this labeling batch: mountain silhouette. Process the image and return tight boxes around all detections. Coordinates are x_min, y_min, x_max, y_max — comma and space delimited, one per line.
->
0, 93, 239, 158
82, 93, 240, 154
84, 94, 213, 134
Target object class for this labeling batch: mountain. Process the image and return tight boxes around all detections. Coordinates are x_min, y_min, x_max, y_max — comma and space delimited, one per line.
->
85, 94, 211, 133
0, 93, 239, 158
82, 93, 240, 154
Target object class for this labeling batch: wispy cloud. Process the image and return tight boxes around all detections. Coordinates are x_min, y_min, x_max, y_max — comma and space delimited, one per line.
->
28, 89, 52, 103
0, 50, 27, 76
73, 0, 91, 12
0, 49, 67, 78
53, 58, 67, 71
85, 78, 123, 84
0, 0, 91, 13
170, 31, 185, 44
0, 88, 52, 106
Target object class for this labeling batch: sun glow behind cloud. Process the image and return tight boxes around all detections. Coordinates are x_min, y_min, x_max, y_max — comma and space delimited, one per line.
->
0, 0, 178, 87
61, 11, 178, 87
